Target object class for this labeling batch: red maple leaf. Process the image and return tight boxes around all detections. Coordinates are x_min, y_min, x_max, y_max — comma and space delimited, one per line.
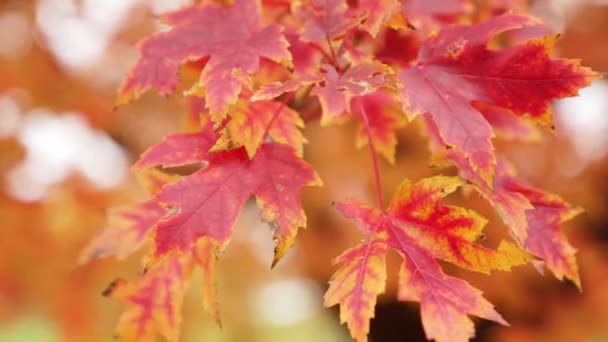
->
496, 159, 583, 287
153, 143, 321, 266
311, 63, 388, 124
253, 62, 388, 123
253, 68, 400, 162
286, 32, 324, 76
117, 0, 291, 117
398, 14, 598, 186
440, 146, 533, 245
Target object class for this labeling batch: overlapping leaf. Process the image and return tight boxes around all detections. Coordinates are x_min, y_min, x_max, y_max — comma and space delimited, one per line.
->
446, 148, 533, 245
79, 169, 176, 263
439, 146, 582, 287
212, 99, 306, 158
326, 176, 530, 342
192, 237, 222, 325
253, 65, 401, 162
105, 254, 191, 342
150, 143, 320, 265
494, 159, 583, 287
117, 0, 291, 118
311, 63, 388, 124
293, 0, 361, 43
517, 189, 582, 288
324, 235, 388, 342
105, 237, 220, 341
286, 32, 324, 76
397, 14, 598, 186
254, 62, 389, 123
356, 0, 405, 37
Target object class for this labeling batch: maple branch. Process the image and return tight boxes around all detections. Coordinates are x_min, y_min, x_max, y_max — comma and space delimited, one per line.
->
357, 99, 383, 210
262, 92, 295, 141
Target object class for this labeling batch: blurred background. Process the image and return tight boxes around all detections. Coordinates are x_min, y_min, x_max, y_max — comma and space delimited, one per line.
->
0, 0, 607, 341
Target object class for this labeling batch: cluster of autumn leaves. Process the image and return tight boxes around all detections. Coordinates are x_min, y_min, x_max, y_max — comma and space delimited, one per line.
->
79, 0, 599, 341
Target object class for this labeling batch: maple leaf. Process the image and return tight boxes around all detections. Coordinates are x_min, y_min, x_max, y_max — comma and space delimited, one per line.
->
494, 160, 583, 287
445, 148, 533, 245
518, 189, 583, 288
117, 0, 291, 117
422, 113, 539, 244
79, 169, 176, 264
79, 201, 166, 264
442, 147, 581, 286
106, 236, 221, 341
327, 176, 530, 342
397, 14, 598, 186
153, 143, 321, 266
324, 235, 388, 342
355, 92, 405, 164
286, 32, 324, 76
311, 63, 388, 124
105, 254, 192, 342
293, 0, 361, 43
212, 99, 306, 158
253, 62, 389, 125
357, 0, 405, 37
252, 69, 397, 161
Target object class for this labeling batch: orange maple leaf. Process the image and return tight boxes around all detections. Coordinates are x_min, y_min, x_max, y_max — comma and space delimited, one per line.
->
326, 176, 530, 342
212, 99, 306, 158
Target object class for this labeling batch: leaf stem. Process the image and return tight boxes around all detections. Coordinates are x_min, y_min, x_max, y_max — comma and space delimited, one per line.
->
357, 99, 383, 210
325, 35, 339, 67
